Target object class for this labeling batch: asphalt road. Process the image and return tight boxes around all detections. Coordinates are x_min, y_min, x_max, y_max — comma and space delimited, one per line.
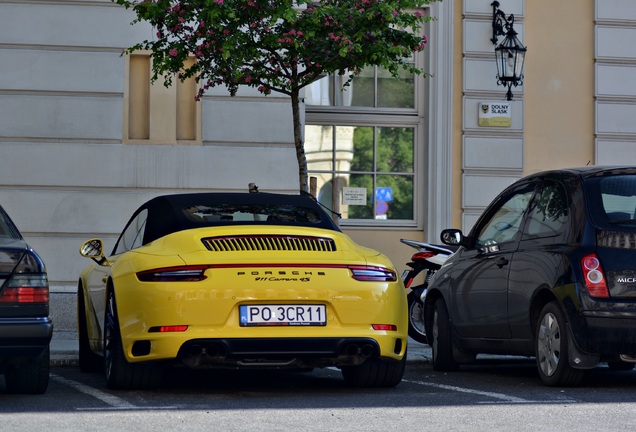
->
3, 344, 636, 432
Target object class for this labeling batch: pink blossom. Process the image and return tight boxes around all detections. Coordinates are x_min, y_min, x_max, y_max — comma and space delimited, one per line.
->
214, 0, 224, 4
169, 48, 178, 57
415, 10, 423, 18
392, 10, 398, 17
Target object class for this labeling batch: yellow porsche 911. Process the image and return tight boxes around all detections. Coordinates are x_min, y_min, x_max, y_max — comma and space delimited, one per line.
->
78, 192, 407, 389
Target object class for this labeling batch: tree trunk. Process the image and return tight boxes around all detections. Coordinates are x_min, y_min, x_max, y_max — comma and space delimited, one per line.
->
290, 89, 308, 193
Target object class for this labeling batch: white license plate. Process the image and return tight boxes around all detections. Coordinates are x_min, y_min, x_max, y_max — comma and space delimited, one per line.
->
239, 304, 326, 327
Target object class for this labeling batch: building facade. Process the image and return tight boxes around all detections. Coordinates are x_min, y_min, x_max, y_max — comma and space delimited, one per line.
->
1, 0, 635, 330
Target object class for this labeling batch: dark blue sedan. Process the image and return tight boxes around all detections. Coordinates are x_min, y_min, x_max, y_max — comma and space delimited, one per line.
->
0, 205, 52, 393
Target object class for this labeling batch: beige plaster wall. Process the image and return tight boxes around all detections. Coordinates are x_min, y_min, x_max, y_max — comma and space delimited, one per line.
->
451, 1, 465, 230
524, 0, 595, 173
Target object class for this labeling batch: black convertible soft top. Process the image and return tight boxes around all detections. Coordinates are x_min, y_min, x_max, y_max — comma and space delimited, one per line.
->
128, 192, 341, 246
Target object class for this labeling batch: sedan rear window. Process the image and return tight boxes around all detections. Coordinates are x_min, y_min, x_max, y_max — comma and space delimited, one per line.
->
0, 209, 21, 240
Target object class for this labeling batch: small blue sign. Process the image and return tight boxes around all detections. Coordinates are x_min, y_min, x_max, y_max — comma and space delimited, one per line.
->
375, 187, 393, 202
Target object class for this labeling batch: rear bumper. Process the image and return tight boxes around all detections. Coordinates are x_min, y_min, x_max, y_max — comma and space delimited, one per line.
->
124, 334, 407, 368
176, 337, 389, 369
571, 311, 636, 355
0, 317, 53, 358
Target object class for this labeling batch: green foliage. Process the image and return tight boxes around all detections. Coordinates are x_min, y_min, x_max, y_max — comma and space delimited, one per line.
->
113, 0, 439, 192
114, 0, 437, 98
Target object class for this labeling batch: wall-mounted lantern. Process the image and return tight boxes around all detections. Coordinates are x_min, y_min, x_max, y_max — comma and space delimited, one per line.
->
491, 1, 527, 101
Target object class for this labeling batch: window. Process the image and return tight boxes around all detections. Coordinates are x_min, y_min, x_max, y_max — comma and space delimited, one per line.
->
126, 54, 200, 144
305, 124, 415, 221
524, 181, 569, 238
305, 63, 424, 225
475, 186, 535, 248
306, 64, 416, 109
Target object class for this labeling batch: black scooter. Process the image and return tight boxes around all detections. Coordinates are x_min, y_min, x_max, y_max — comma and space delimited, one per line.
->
400, 239, 456, 344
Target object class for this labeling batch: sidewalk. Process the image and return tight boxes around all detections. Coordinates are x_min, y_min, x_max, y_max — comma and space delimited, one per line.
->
50, 332, 432, 367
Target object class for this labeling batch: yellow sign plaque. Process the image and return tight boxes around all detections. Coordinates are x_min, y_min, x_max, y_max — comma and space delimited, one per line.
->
478, 102, 511, 127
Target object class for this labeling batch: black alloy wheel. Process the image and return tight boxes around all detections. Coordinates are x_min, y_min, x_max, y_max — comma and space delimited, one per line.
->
341, 352, 407, 388
78, 283, 103, 372
104, 289, 162, 390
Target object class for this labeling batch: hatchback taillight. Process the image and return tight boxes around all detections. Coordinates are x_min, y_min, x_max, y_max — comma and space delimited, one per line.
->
581, 253, 609, 298
0, 274, 49, 303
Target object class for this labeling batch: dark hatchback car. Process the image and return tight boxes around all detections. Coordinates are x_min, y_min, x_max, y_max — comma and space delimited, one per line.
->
424, 166, 636, 386
0, 205, 52, 393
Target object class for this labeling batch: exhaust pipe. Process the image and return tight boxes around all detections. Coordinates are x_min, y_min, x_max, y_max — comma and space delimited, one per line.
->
204, 344, 225, 357
189, 344, 203, 356
345, 343, 360, 356
360, 344, 374, 358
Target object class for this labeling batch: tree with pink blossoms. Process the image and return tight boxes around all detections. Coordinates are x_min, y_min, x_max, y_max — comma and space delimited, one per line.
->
114, 0, 439, 192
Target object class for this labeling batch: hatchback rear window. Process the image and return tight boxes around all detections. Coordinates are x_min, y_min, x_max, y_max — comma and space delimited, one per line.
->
590, 175, 636, 225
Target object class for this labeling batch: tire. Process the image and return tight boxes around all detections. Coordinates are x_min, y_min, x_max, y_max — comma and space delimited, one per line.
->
4, 346, 50, 394
341, 353, 406, 388
407, 290, 428, 344
78, 283, 103, 373
431, 298, 459, 372
104, 290, 162, 390
535, 302, 584, 386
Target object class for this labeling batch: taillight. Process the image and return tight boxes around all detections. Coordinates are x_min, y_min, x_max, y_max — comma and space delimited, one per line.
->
372, 324, 397, 331
349, 266, 397, 282
581, 254, 609, 298
137, 265, 211, 282
0, 274, 49, 303
149, 325, 188, 333
411, 251, 436, 261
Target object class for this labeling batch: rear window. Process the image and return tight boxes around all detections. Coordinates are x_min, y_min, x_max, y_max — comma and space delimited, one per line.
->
586, 175, 636, 226
181, 204, 323, 225
0, 208, 21, 240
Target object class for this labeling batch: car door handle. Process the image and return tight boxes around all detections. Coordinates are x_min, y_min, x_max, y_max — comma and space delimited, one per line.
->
496, 257, 509, 268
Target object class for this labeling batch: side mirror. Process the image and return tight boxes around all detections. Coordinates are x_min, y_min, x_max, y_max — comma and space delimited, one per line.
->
440, 229, 465, 246
80, 239, 109, 266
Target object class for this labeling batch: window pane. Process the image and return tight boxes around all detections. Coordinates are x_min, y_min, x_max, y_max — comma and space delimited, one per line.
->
350, 126, 374, 172
306, 125, 334, 171
376, 175, 414, 220
345, 174, 375, 219
377, 67, 415, 108
377, 127, 414, 173
335, 126, 356, 172
349, 66, 375, 107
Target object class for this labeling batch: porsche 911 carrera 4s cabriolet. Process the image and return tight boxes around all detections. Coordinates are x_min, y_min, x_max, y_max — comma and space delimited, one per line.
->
78, 192, 407, 389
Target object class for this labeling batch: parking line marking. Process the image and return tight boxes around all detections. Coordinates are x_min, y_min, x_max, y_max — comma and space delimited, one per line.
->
402, 379, 532, 403
51, 374, 137, 409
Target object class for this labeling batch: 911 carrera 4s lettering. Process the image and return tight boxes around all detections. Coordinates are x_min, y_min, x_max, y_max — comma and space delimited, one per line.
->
239, 304, 326, 326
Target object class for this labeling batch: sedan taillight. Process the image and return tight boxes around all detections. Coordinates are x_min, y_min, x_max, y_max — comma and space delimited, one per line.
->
0, 274, 49, 303
137, 265, 211, 282
581, 253, 609, 298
